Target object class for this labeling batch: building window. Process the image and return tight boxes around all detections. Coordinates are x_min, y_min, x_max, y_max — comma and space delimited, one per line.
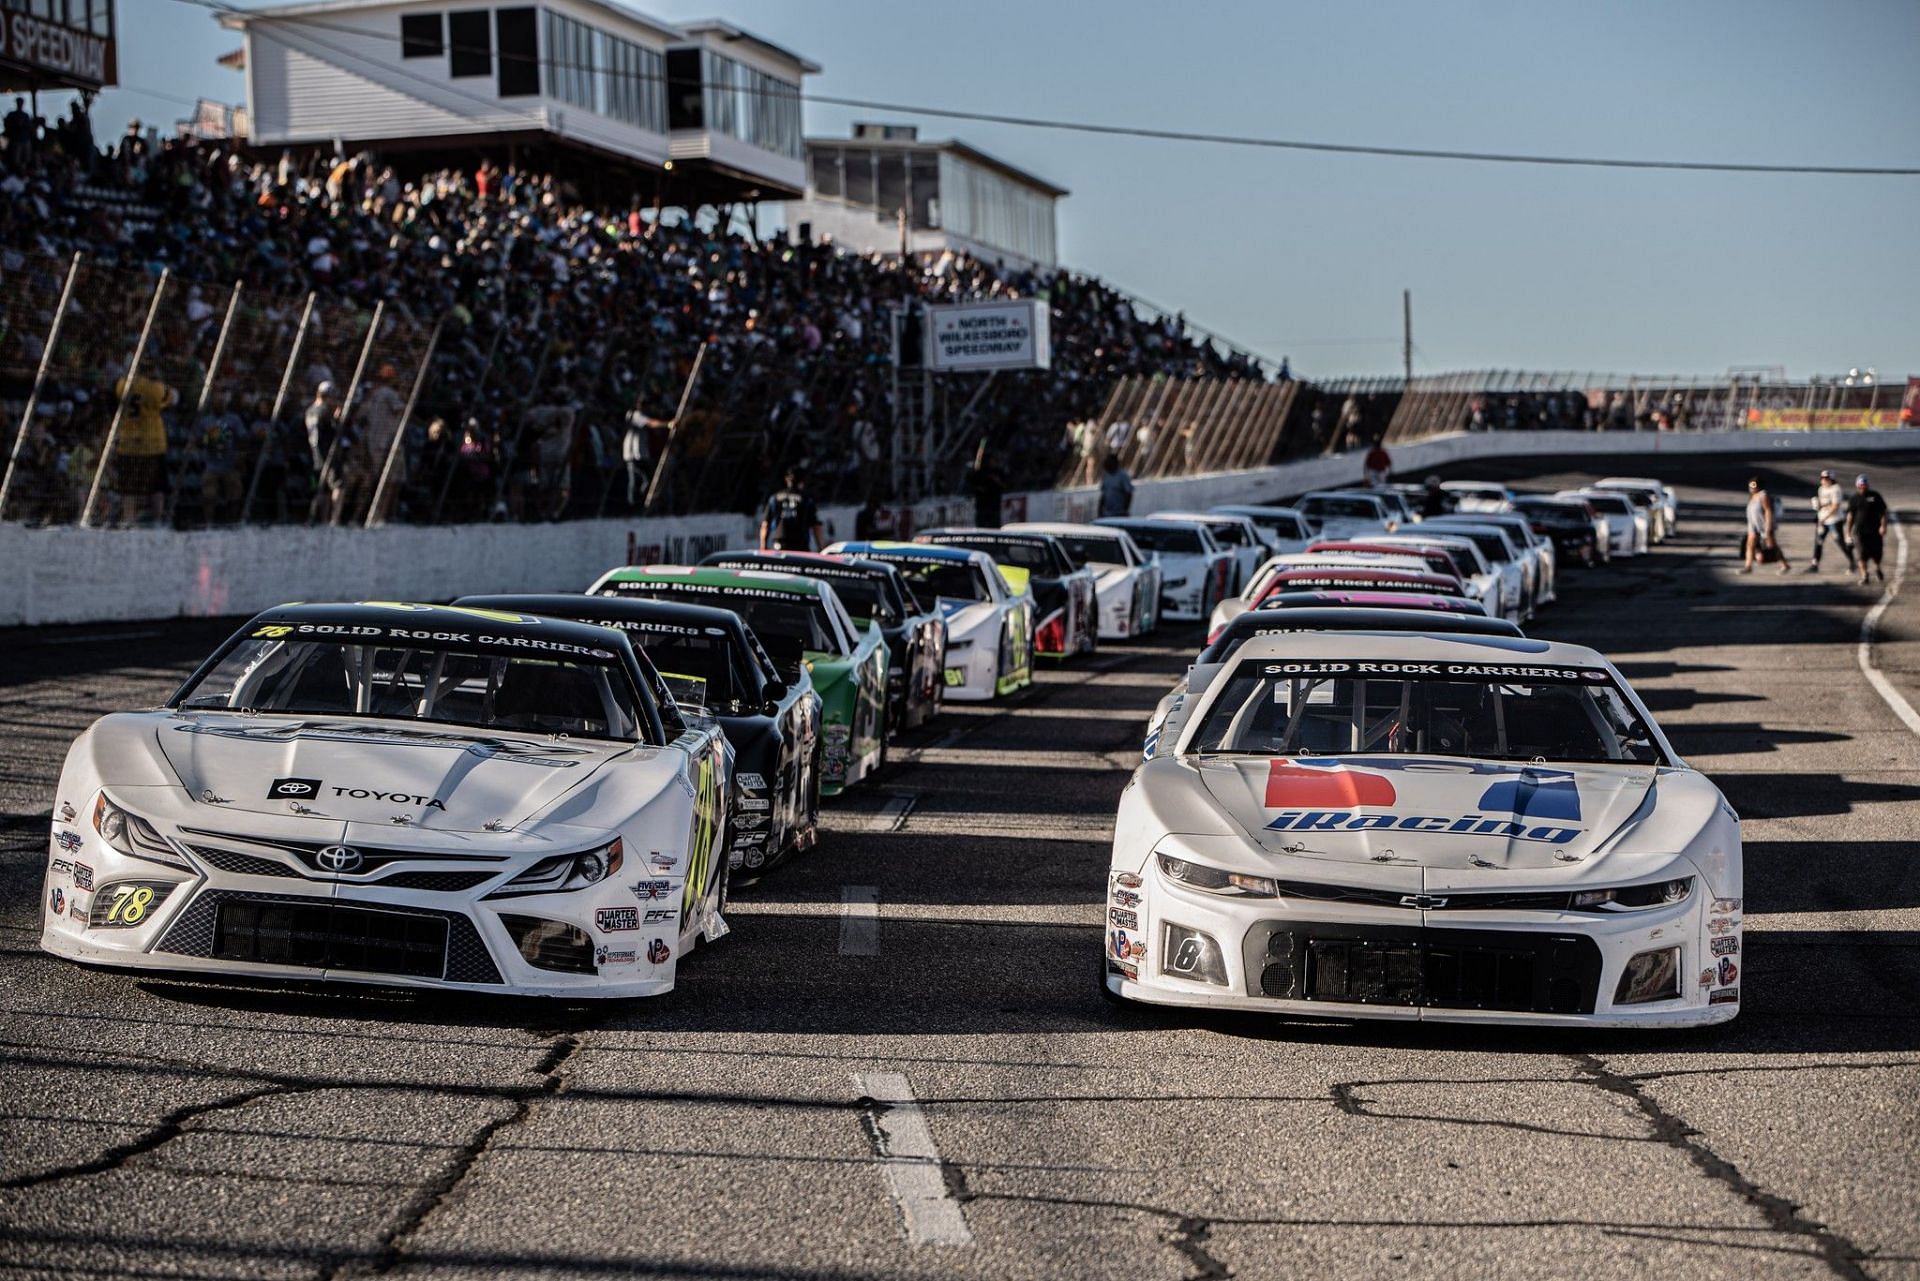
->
542, 11, 668, 133
698, 51, 801, 160
810, 147, 841, 200
400, 13, 442, 58
496, 7, 538, 96
448, 10, 491, 79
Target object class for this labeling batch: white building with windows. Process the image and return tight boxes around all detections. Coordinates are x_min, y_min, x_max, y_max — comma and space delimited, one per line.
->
786, 124, 1065, 272
217, 0, 817, 203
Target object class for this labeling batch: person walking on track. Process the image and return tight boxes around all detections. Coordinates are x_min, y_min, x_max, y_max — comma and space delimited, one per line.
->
1739, 477, 1792, 575
1847, 474, 1890, 586
759, 468, 823, 551
1806, 468, 1855, 574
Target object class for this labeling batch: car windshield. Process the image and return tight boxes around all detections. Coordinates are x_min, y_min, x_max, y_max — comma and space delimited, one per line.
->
817, 575, 897, 625
1433, 528, 1512, 564
1189, 658, 1664, 764
608, 630, 749, 713
1259, 515, 1308, 539
1198, 522, 1248, 546
608, 585, 840, 654
1051, 534, 1128, 567
1582, 494, 1634, 515
1120, 524, 1205, 553
1301, 496, 1381, 519
932, 537, 1055, 573
891, 560, 989, 607
177, 637, 647, 741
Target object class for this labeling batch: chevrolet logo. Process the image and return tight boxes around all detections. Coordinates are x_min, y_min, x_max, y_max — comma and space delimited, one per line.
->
1399, 894, 1449, 910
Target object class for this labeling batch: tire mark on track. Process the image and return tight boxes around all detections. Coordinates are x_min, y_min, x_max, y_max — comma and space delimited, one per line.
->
1567, 1052, 1872, 1281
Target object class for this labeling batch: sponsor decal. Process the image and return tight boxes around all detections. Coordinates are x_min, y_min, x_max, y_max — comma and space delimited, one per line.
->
332, 787, 446, 811
647, 937, 671, 965
71, 862, 93, 891
48, 887, 63, 916
1109, 908, 1140, 930
1711, 897, 1742, 913
1260, 757, 1585, 842
1110, 889, 1141, 909
648, 852, 675, 872
1710, 937, 1739, 957
58, 801, 76, 823
1114, 872, 1143, 889
595, 946, 637, 966
737, 797, 771, 812
596, 906, 640, 932
630, 879, 672, 900
1259, 661, 1611, 682
1114, 959, 1140, 980
1110, 928, 1131, 959
643, 909, 676, 923
1708, 916, 1739, 936
734, 814, 770, 831
736, 773, 767, 791
53, 831, 82, 853
316, 845, 364, 873
1709, 987, 1739, 1005
1698, 968, 1715, 989
1717, 957, 1739, 986
49, 859, 73, 876
268, 777, 322, 800
249, 619, 614, 659
95, 883, 168, 928
744, 848, 766, 868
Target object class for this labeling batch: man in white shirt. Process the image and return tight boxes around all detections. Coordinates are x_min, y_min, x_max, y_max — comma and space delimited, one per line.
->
1807, 468, 1855, 573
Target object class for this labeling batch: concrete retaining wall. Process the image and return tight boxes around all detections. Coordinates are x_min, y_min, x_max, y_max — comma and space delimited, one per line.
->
6, 427, 1917, 627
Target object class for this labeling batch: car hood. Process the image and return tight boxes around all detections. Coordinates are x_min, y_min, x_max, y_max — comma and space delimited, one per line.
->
941, 599, 999, 641
155, 713, 633, 833
1153, 553, 1209, 582
1093, 566, 1138, 596
1191, 754, 1657, 871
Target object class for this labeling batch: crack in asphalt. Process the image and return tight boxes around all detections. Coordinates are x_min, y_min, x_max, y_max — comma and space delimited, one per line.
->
0, 1083, 319, 1190
327, 1034, 586, 1280
1568, 1052, 1873, 1281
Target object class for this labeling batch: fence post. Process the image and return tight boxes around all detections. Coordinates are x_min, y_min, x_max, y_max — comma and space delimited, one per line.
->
81, 268, 170, 529
642, 340, 711, 515
319, 300, 385, 525
365, 316, 445, 528
194, 281, 244, 419
242, 291, 317, 525
0, 251, 83, 523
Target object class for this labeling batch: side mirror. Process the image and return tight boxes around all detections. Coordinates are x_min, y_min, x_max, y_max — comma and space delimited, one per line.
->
763, 679, 788, 702
762, 698, 783, 718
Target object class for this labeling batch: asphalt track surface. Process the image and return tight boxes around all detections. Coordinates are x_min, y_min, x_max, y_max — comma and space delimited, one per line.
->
1, 452, 1916, 1281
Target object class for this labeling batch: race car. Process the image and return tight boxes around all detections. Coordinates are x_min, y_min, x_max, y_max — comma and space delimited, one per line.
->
1512, 497, 1608, 569
456, 593, 821, 876
589, 566, 889, 796
1590, 479, 1669, 543
827, 541, 1034, 701
1415, 520, 1536, 618
915, 528, 1097, 660
1146, 606, 1527, 757
1258, 590, 1498, 617
1428, 512, 1557, 608
1560, 489, 1648, 558
1210, 505, 1313, 555
1595, 477, 1678, 534
1294, 491, 1396, 540
1208, 550, 1449, 638
1148, 511, 1270, 594
1106, 631, 1743, 1027
1246, 567, 1478, 617
1440, 481, 1516, 513
1357, 534, 1505, 616
699, 550, 947, 734
40, 602, 730, 999
1006, 521, 1163, 640
1095, 517, 1236, 622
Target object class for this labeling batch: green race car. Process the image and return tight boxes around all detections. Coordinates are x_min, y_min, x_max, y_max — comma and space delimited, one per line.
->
588, 565, 890, 797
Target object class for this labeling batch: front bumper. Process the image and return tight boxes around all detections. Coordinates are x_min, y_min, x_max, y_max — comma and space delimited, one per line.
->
40, 826, 692, 1000
942, 640, 1000, 701
1103, 867, 1740, 1028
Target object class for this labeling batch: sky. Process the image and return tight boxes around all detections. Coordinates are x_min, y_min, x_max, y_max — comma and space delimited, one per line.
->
58, 0, 1920, 380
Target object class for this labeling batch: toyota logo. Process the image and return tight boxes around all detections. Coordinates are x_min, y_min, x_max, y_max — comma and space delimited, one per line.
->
316, 845, 363, 873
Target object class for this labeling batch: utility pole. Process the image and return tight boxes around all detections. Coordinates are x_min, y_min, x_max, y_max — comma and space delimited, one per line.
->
1402, 289, 1413, 383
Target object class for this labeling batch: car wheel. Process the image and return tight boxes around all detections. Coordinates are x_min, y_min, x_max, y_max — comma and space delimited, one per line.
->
714, 842, 733, 917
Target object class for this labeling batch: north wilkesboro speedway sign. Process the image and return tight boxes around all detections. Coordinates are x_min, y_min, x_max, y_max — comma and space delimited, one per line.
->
923, 299, 1052, 372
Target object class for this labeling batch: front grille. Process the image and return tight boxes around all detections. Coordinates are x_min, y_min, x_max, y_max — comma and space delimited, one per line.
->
179, 828, 507, 878
191, 847, 301, 879
1244, 921, 1600, 1014
156, 890, 503, 985
378, 870, 497, 892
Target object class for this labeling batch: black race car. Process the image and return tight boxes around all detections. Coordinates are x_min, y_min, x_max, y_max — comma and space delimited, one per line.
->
456, 594, 823, 876
1512, 496, 1606, 568
698, 550, 947, 734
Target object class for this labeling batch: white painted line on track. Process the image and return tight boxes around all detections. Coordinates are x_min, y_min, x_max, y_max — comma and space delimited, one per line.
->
856, 1071, 974, 1247
1856, 516, 1920, 737
863, 793, 916, 832
839, 885, 879, 955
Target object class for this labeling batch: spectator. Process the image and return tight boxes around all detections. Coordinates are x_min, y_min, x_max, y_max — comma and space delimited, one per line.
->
1847, 474, 1889, 586
112, 364, 176, 526
1098, 454, 1133, 518
1805, 468, 1854, 574
3, 98, 34, 164
759, 468, 822, 551
966, 441, 1004, 528
1421, 474, 1448, 518
1739, 477, 1791, 575
1362, 439, 1392, 487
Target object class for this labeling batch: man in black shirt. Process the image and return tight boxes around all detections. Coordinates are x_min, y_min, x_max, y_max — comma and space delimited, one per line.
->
759, 469, 823, 551
966, 442, 1004, 529
1846, 474, 1890, 586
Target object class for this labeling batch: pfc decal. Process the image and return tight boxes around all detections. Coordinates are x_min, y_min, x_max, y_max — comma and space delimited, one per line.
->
267, 777, 323, 800
632, 879, 672, 901
72, 861, 94, 891
1710, 937, 1739, 957
595, 907, 640, 932
643, 909, 676, 923
48, 887, 64, 916
53, 830, 82, 853
49, 859, 73, 876
1709, 987, 1740, 1005
647, 937, 671, 964
1717, 957, 1739, 986
1108, 908, 1140, 930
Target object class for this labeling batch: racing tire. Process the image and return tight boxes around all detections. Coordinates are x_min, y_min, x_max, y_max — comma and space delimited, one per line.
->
714, 841, 733, 917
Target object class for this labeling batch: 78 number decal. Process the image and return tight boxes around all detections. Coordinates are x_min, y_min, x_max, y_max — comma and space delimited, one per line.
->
90, 883, 173, 929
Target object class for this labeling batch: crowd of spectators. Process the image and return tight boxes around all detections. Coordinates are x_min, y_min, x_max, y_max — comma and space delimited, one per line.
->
0, 108, 1263, 528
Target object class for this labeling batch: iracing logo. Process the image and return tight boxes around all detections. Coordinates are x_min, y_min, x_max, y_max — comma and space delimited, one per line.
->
1263, 758, 1586, 844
